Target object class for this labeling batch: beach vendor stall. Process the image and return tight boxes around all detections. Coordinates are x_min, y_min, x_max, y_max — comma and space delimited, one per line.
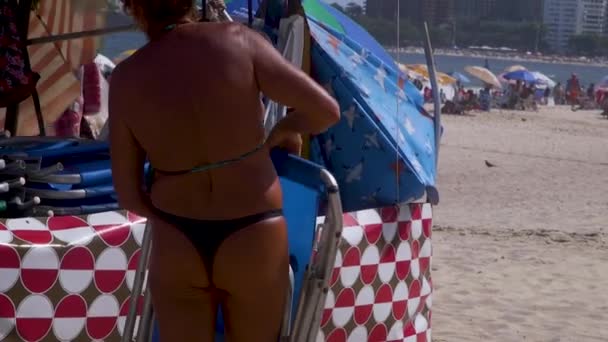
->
0, 0, 440, 341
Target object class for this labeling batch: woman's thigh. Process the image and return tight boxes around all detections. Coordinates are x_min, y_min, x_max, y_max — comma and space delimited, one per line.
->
213, 217, 289, 342
148, 220, 219, 342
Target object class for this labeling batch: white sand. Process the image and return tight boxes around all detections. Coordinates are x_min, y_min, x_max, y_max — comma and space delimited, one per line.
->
432, 106, 608, 341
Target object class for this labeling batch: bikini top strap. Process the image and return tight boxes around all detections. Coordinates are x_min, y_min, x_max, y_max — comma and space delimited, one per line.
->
154, 143, 266, 176
190, 143, 265, 173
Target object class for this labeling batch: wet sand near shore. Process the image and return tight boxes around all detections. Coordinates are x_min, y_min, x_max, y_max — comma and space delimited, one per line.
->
432, 106, 608, 341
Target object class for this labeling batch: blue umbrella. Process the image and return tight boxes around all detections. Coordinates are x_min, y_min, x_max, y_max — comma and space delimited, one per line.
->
226, 0, 437, 211
503, 70, 538, 84
226, 0, 423, 106
225, 0, 397, 70
450, 71, 470, 84
308, 19, 436, 211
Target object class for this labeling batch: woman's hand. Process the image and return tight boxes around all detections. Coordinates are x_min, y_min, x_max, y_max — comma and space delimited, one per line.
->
266, 124, 303, 156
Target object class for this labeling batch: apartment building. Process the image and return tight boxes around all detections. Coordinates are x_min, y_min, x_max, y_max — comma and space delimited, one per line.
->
455, 0, 497, 21
543, 0, 608, 52
366, 0, 454, 26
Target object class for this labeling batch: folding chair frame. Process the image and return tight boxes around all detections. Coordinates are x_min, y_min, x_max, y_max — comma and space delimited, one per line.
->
121, 168, 342, 342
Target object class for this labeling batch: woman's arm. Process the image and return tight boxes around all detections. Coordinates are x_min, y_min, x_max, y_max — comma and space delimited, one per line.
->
108, 67, 159, 220
244, 25, 340, 135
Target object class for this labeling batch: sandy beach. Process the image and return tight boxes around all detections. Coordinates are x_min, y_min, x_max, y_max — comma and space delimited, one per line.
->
431, 106, 608, 341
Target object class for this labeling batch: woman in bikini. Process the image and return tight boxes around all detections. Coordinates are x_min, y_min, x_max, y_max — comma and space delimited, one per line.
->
109, 1, 340, 341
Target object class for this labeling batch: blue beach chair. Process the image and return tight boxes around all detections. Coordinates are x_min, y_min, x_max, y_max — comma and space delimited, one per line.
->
0, 139, 120, 216
122, 150, 343, 342
28, 160, 113, 187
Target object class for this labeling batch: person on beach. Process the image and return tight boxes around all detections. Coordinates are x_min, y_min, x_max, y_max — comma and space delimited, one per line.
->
587, 83, 595, 99
479, 85, 492, 111
109, 0, 340, 341
543, 87, 551, 106
424, 86, 432, 103
553, 82, 564, 105
566, 74, 580, 105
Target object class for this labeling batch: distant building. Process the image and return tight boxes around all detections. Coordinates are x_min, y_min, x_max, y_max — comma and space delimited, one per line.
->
455, 0, 497, 21
421, 0, 455, 26
455, 0, 543, 22
365, 0, 397, 20
543, 0, 608, 52
493, 0, 544, 22
366, 0, 454, 26
578, 0, 608, 35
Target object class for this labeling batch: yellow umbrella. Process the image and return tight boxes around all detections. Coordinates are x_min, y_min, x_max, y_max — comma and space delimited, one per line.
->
504, 65, 527, 73
437, 73, 457, 85
398, 63, 427, 81
114, 49, 138, 65
405, 64, 457, 85
464, 66, 502, 89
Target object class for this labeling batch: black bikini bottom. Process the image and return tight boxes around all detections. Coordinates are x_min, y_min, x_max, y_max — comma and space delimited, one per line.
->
153, 208, 284, 287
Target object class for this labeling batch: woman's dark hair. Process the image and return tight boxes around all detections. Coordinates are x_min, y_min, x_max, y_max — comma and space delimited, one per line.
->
122, 0, 198, 38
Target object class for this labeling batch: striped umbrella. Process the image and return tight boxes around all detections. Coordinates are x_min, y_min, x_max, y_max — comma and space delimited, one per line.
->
1, 0, 134, 136
465, 66, 502, 89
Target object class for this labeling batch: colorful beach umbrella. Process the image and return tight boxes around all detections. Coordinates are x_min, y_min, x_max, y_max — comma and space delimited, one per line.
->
503, 70, 538, 84
225, 0, 397, 70
302, 5, 423, 103
398, 64, 427, 82
531, 71, 556, 88
450, 71, 470, 84
309, 19, 437, 210
225, 0, 437, 210
465, 66, 502, 89
597, 75, 608, 90
301, 0, 397, 69
504, 65, 527, 73
403, 64, 456, 85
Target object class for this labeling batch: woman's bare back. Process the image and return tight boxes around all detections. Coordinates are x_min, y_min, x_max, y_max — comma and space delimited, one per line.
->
115, 22, 281, 219
109, 13, 339, 340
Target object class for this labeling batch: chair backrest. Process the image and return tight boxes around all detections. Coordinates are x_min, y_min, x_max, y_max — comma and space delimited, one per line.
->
273, 150, 326, 309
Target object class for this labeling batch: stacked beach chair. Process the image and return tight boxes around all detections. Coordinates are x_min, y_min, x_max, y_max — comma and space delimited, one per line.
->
0, 136, 120, 217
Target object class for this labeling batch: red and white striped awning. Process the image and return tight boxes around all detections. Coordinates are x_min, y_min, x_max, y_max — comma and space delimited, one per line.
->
1, 0, 132, 136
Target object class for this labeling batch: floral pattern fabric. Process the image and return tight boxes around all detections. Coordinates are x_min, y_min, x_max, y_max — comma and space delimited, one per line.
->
0, 0, 39, 108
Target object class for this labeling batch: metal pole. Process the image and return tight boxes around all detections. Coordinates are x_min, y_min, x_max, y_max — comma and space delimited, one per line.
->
248, 0, 253, 27
135, 295, 154, 342
422, 22, 441, 166
201, 0, 207, 21
31, 90, 45, 135
122, 222, 153, 342
27, 25, 137, 46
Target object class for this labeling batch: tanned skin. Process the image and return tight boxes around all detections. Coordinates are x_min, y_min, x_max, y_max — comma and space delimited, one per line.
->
109, 21, 339, 342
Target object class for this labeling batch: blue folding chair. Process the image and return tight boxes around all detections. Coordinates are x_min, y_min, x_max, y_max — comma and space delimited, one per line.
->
122, 150, 343, 342
0, 139, 150, 216
0, 136, 80, 151
28, 160, 113, 187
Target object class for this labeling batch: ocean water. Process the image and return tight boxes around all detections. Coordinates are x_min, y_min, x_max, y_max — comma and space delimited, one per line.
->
397, 53, 608, 87
100, 33, 608, 87
100, 31, 147, 60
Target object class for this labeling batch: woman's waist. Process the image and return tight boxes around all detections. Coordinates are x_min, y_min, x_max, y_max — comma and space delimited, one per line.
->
149, 169, 282, 220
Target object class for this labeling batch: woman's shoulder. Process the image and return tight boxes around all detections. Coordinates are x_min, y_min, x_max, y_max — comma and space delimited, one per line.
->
190, 21, 249, 40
